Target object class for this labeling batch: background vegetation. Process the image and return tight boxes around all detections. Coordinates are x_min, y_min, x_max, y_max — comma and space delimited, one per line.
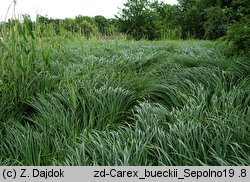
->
0, 0, 249, 165
2, 0, 249, 47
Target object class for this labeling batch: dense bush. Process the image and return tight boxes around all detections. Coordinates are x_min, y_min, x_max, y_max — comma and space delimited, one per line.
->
204, 7, 227, 40
117, 0, 163, 40
227, 18, 250, 54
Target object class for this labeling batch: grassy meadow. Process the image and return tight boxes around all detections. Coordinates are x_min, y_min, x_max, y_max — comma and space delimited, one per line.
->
0, 21, 250, 165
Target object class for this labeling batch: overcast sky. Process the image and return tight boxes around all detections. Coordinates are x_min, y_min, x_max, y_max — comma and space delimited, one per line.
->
0, 0, 178, 21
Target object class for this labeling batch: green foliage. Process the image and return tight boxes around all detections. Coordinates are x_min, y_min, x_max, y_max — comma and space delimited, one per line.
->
176, 0, 250, 40
62, 18, 76, 32
178, 5, 205, 39
204, 7, 227, 40
222, 0, 250, 22
117, 0, 248, 40
0, 8, 250, 165
1, 16, 250, 166
151, 3, 182, 39
61, 16, 98, 38
94, 15, 109, 35
1, 0, 248, 42
32, 15, 119, 39
118, 0, 162, 40
227, 17, 250, 54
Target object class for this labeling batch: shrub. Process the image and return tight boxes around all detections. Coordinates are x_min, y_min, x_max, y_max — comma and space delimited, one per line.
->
227, 17, 250, 54
203, 7, 227, 40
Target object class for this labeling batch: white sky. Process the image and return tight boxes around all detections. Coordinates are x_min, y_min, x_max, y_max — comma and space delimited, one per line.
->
0, 0, 177, 21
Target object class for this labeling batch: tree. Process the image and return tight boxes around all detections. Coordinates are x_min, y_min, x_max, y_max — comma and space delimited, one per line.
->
151, 2, 182, 39
94, 15, 109, 35
62, 18, 76, 32
178, 5, 205, 39
203, 7, 227, 40
227, 13, 250, 54
176, 0, 231, 39
78, 20, 97, 38
117, 0, 162, 40
75, 16, 98, 38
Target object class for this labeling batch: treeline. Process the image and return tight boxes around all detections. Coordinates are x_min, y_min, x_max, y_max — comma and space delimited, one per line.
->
118, 0, 250, 53
0, 15, 119, 39
118, 0, 249, 40
36, 15, 119, 39
1, 0, 249, 53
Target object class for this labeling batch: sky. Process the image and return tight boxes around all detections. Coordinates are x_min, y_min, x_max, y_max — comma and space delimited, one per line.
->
0, 0, 178, 21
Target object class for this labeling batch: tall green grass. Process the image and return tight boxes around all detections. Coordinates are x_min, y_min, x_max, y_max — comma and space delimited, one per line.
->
0, 18, 249, 165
